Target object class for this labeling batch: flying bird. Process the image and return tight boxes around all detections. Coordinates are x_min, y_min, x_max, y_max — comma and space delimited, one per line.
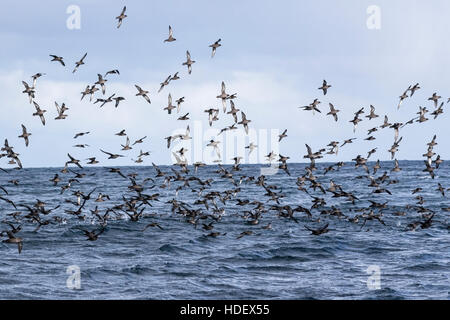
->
32, 101, 46, 126
116, 6, 127, 28
49, 55, 65, 66
327, 103, 340, 121
164, 25, 176, 42
318, 80, 331, 95
72, 52, 87, 73
278, 129, 287, 142
135, 85, 151, 104
182, 51, 195, 74
209, 39, 222, 57
95, 74, 107, 95
100, 149, 125, 159
18, 125, 31, 147
238, 112, 251, 134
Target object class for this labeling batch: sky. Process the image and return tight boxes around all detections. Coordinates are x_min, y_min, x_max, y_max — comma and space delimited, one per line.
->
0, 0, 449, 168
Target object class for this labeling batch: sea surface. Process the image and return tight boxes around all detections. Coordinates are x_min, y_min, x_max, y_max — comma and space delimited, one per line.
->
0, 161, 448, 299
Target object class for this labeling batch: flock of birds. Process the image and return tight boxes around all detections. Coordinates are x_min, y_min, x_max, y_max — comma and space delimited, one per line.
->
0, 6, 449, 254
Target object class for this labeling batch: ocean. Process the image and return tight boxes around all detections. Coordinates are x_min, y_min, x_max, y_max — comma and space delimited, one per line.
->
0, 161, 448, 299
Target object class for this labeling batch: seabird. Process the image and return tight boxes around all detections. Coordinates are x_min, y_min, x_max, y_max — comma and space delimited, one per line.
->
398, 86, 411, 109
327, 103, 340, 121
100, 150, 125, 159
428, 93, 441, 107
164, 25, 176, 42
66, 154, 83, 169
177, 113, 190, 121
217, 81, 228, 113
31, 73, 45, 88
132, 136, 147, 145
158, 75, 171, 93
206, 139, 221, 158
104, 69, 120, 77
341, 138, 356, 147
238, 112, 251, 134
245, 143, 257, 155
209, 39, 222, 58
21, 81, 35, 103
113, 96, 125, 108
318, 80, 331, 95
301, 99, 321, 114
227, 100, 240, 123
74, 131, 90, 139
55, 102, 69, 120
32, 101, 46, 126
72, 52, 87, 73
115, 6, 127, 28
410, 83, 420, 96
366, 105, 379, 120
18, 125, 31, 147
2, 231, 23, 253
305, 223, 329, 235
115, 129, 126, 136
49, 55, 65, 66
80, 228, 105, 241
135, 85, 151, 104
182, 51, 195, 74
95, 74, 107, 95
121, 136, 132, 151
176, 97, 185, 113
86, 157, 99, 165
278, 129, 288, 142
164, 94, 176, 114
142, 222, 164, 231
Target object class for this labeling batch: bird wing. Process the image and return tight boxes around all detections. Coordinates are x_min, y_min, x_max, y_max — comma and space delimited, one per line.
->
100, 150, 113, 156
305, 144, 312, 156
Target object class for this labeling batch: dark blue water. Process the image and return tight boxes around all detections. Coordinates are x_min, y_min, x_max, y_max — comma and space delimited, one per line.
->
0, 161, 448, 299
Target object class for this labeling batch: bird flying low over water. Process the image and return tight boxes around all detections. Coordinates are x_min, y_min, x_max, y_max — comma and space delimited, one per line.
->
305, 223, 329, 235
100, 150, 125, 159
2, 231, 23, 253
79, 228, 105, 241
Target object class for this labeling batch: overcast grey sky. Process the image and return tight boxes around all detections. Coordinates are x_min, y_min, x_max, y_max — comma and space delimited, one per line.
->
0, 0, 449, 168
